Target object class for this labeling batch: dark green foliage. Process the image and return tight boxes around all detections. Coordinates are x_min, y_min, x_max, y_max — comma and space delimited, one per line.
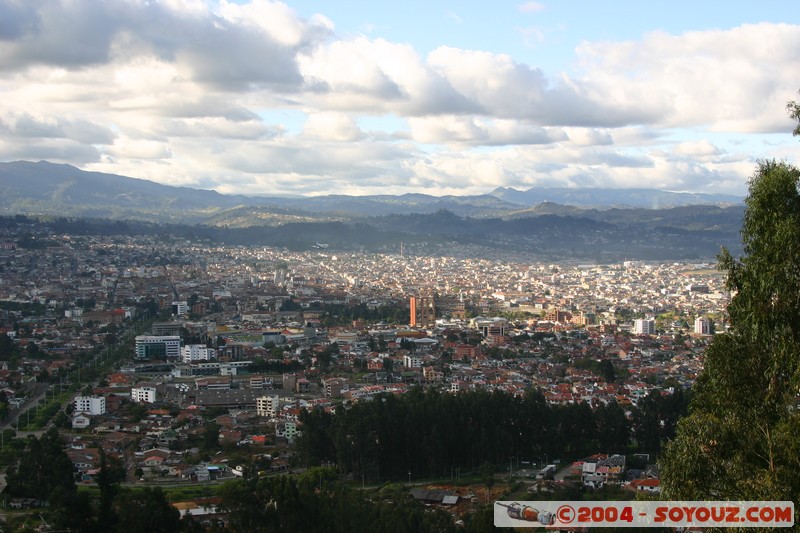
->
248, 358, 303, 374
661, 160, 800, 506
5, 428, 76, 504
114, 487, 181, 533
789, 91, 800, 137
631, 388, 690, 454
217, 471, 458, 533
595, 401, 631, 453
297, 388, 674, 484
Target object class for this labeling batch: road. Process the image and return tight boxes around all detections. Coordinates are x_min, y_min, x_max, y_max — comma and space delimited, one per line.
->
0, 382, 50, 435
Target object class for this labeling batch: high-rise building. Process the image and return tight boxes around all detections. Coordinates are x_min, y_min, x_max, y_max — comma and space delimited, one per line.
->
171, 301, 188, 315
409, 296, 435, 327
135, 335, 181, 359
74, 396, 106, 416
694, 317, 711, 335
633, 318, 656, 335
256, 394, 280, 417
131, 386, 157, 403
182, 344, 216, 363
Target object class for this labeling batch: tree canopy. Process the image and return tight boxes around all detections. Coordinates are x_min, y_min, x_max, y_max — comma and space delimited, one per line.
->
660, 159, 800, 505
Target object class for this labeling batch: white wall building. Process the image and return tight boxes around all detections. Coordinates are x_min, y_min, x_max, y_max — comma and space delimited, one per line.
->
633, 318, 656, 335
73, 396, 106, 416
694, 317, 711, 335
172, 301, 188, 315
131, 386, 157, 403
403, 354, 422, 368
256, 394, 280, 418
182, 344, 216, 363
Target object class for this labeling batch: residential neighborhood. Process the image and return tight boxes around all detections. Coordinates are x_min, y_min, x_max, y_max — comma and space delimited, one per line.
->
0, 224, 723, 526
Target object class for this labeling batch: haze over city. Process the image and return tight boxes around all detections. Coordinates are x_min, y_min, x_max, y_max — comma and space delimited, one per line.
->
1, 0, 799, 197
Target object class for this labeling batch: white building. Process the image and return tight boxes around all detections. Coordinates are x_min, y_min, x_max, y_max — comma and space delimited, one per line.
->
256, 394, 280, 418
633, 318, 656, 335
182, 344, 216, 363
131, 386, 157, 404
403, 354, 422, 368
172, 301, 188, 315
72, 413, 91, 429
73, 396, 106, 416
135, 335, 181, 359
694, 317, 711, 335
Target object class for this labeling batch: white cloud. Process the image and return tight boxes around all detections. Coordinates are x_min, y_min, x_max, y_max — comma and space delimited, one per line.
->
672, 140, 723, 159
573, 23, 800, 133
518, 2, 546, 13
301, 112, 363, 141
298, 37, 478, 115
0, 1, 796, 197
444, 10, 462, 24
106, 138, 172, 160
408, 116, 566, 146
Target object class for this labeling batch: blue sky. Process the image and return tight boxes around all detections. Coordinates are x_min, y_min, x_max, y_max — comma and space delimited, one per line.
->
0, 0, 798, 197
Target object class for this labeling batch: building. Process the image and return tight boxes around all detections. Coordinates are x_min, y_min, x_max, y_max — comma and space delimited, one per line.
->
422, 366, 444, 382
151, 322, 183, 336
633, 319, 656, 335
409, 296, 434, 327
455, 344, 482, 361
282, 373, 297, 391
543, 309, 571, 323
73, 396, 106, 416
276, 421, 298, 443
472, 317, 509, 337
256, 394, 280, 418
131, 386, 157, 403
694, 317, 711, 335
323, 377, 347, 398
403, 354, 422, 368
182, 344, 216, 363
171, 301, 188, 315
135, 335, 181, 360
72, 413, 91, 429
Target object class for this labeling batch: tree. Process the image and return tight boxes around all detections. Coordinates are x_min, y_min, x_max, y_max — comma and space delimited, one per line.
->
788, 91, 800, 137
479, 461, 495, 488
599, 359, 616, 383
203, 421, 221, 451
114, 487, 180, 533
661, 160, 800, 505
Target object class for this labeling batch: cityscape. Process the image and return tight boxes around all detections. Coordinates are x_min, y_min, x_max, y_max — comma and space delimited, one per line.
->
0, 218, 722, 529
0, 0, 798, 531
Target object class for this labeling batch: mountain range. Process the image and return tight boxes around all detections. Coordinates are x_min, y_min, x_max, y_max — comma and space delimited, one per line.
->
0, 160, 745, 261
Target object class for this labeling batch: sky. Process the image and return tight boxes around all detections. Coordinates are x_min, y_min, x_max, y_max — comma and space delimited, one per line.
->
1, 0, 799, 198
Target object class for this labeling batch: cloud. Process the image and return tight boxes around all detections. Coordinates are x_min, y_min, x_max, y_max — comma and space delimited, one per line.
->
0, 138, 101, 165
0, 0, 331, 91
672, 140, 723, 159
0, 112, 115, 144
573, 23, 800, 133
105, 138, 172, 160
298, 37, 480, 115
444, 10, 462, 24
301, 112, 363, 141
518, 2, 546, 13
0, 1, 796, 197
427, 46, 658, 127
408, 116, 566, 146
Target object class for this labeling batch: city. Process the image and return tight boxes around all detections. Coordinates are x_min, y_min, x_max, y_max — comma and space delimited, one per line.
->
0, 220, 723, 528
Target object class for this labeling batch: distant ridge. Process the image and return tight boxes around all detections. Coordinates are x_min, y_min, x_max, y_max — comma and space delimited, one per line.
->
490, 186, 742, 209
0, 160, 742, 224
0, 160, 746, 261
